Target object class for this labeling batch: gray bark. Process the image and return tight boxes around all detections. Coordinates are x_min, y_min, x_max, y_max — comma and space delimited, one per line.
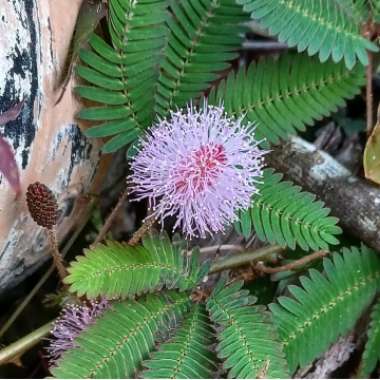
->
268, 136, 380, 252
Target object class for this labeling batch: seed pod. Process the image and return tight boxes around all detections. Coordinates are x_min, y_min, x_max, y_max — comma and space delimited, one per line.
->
26, 182, 58, 230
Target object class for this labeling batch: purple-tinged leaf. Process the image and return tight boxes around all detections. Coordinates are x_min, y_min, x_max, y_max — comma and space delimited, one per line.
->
0, 137, 20, 195
0, 100, 24, 125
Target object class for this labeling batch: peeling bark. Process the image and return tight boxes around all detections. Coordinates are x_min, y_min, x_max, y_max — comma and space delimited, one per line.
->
268, 136, 380, 252
0, 0, 106, 295
300, 335, 356, 378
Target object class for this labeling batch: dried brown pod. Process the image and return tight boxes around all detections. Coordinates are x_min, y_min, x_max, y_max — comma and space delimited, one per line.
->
26, 182, 58, 230
26, 182, 67, 280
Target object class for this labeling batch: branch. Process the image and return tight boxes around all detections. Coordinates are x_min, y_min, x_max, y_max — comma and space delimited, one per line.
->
199, 244, 244, 255
242, 41, 289, 51
268, 136, 380, 253
209, 245, 284, 274
94, 185, 129, 245
255, 250, 328, 274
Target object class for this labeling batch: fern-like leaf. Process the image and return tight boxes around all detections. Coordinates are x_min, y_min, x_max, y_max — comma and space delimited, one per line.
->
76, 0, 168, 152
235, 169, 342, 251
369, 0, 380, 22
341, 0, 369, 21
52, 291, 191, 378
358, 298, 380, 377
64, 233, 207, 299
238, 0, 378, 69
207, 279, 290, 378
143, 304, 216, 378
154, 0, 247, 117
208, 53, 365, 143
270, 246, 380, 373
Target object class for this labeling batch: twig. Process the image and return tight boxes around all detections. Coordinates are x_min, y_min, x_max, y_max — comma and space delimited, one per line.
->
255, 250, 328, 274
366, 51, 374, 136
0, 321, 53, 365
0, 205, 93, 340
199, 244, 244, 255
246, 20, 273, 38
242, 41, 289, 51
128, 216, 156, 246
94, 185, 129, 245
209, 245, 284, 274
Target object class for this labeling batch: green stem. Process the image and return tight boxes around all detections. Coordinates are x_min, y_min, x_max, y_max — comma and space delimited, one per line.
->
0, 322, 53, 365
209, 245, 284, 274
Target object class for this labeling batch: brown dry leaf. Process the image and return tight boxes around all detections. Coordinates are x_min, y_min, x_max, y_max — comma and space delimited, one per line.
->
0, 100, 24, 125
0, 137, 20, 195
364, 104, 380, 184
0, 102, 23, 195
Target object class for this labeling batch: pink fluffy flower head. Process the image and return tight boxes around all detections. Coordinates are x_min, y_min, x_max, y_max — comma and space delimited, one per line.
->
46, 299, 109, 365
129, 104, 267, 238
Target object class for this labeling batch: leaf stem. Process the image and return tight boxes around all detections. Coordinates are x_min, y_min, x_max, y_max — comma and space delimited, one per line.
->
48, 229, 68, 280
0, 322, 53, 366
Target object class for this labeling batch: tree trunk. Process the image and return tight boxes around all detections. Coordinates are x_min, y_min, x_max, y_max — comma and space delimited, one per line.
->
0, 0, 106, 296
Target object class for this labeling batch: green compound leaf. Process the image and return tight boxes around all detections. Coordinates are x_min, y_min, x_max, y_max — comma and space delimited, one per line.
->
270, 246, 380, 373
208, 53, 365, 143
65, 233, 208, 299
207, 279, 290, 378
143, 304, 217, 378
235, 169, 342, 251
358, 298, 380, 377
155, 0, 248, 118
344, 0, 370, 22
52, 291, 192, 378
369, 0, 380, 22
76, 0, 169, 152
238, 0, 378, 69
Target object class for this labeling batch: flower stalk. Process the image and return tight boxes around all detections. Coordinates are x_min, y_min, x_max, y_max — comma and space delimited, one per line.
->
47, 229, 68, 280
128, 215, 156, 246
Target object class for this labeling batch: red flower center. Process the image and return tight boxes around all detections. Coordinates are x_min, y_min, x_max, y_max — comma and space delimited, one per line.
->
175, 143, 227, 194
